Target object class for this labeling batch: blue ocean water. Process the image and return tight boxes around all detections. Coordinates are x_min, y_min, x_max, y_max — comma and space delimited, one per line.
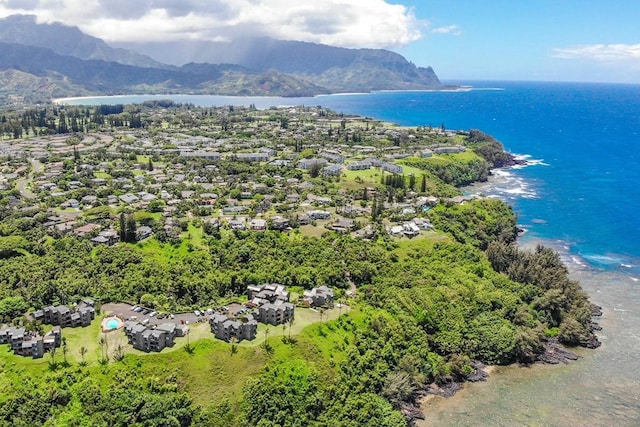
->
62, 82, 640, 274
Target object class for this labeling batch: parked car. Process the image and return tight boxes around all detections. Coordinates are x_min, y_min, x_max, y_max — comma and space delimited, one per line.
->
149, 311, 157, 317
131, 305, 139, 311
142, 318, 150, 325
194, 310, 201, 316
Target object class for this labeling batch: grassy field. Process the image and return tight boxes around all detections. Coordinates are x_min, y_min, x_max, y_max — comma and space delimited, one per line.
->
135, 231, 208, 265
299, 223, 329, 238
393, 232, 450, 260
93, 171, 112, 179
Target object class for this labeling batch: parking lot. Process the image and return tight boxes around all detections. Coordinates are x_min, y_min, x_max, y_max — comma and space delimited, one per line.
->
101, 303, 207, 327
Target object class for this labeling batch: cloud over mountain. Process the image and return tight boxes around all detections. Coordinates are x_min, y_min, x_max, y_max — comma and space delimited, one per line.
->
0, 0, 423, 48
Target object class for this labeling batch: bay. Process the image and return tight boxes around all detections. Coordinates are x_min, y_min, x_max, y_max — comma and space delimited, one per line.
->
60, 81, 640, 425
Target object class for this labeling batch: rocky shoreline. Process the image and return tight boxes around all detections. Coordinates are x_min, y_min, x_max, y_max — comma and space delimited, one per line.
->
402, 306, 604, 425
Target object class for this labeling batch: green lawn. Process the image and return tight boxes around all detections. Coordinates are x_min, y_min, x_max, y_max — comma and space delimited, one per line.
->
393, 232, 450, 260
93, 171, 112, 179
183, 222, 206, 249
299, 224, 329, 238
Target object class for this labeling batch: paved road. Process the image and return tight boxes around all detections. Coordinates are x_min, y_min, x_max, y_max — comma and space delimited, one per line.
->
15, 159, 43, 199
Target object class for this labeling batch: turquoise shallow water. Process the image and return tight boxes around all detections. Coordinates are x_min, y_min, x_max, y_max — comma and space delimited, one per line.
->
63, 83, 640, 425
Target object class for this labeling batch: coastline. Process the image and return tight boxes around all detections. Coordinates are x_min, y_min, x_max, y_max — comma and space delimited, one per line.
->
416, 157, 640, 426
53, 86, 473, 105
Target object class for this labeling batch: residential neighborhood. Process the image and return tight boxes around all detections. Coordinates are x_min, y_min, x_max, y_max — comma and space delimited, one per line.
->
0, 104, 473, 253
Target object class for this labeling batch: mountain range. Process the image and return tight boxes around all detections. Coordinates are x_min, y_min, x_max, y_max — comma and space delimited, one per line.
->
0, 14, 443, 102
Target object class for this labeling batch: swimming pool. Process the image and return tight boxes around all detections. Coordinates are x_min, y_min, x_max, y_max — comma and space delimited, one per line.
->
106, 318, 120, 329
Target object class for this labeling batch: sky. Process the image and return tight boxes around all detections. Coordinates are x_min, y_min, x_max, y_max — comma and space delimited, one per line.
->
1, 0, 639, 83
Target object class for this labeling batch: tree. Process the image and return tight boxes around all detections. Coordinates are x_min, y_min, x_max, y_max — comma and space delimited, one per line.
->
112, 344, 125, 362
408, 174, 416, 191
288, 317, 295, 341
309, 162, 321, 178
61, 340, 70, 367
0, 296, 28, 322
79, 346, 88, 366
119, 213, 126, 242
125, 214, 137, 243
48, 347, 58, 370
99, 335, 107, 361
262, 328, 272, 354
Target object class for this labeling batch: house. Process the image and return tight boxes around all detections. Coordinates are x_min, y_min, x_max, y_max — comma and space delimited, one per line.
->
307, 210, 331, 220
35, 302, 95, 328
303, 286, 335, 308
228, 219, 246, 231
380, 161, 403, 174
330, 218, 355, 233
318, 151, 344, 164
433, 145, 466, 154
247, 283, 290, 303
286, 193, 300, 203
322, 164, 342, 177
298, 158, 328, 170
61, 198, 80, 209
180, 150, 221, 160
123, 321, 176, 352
0, 326, 61, 358
389, 225, 404, 236
269, 216, 290, 230
136, 226, 153, 241
209, 315, 257, 342
91, 229, 119, 246
249, 218, 267, 231
347, 161, 371, 171
257, 301, 295, 326
74, 223, 101, 238
81, 195, 98, 205
233, 153, 271, 162
297, 213, 311, 225
402, 221, 420, 237
119, 193, 139, 204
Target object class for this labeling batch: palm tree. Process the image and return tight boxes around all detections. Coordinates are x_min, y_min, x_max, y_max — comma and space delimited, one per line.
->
288, 317, 295, 340
113, 344, 125, 362
79, 346, 87, 366
61, 343, 69, 367
230, 337, 238, 355
99, 336, 107, 360
263, 327, 271, 353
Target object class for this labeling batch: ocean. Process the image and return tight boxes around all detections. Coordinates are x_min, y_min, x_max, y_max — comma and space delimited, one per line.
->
61, 82, 640, 425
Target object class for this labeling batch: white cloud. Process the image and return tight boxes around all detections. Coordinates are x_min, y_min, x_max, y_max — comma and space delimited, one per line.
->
552, 44, 640, 61
430, 24, 462, 36
0, 0, 423, 48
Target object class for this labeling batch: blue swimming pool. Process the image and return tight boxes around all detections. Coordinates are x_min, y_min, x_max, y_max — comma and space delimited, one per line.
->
106, 318, 119, 329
